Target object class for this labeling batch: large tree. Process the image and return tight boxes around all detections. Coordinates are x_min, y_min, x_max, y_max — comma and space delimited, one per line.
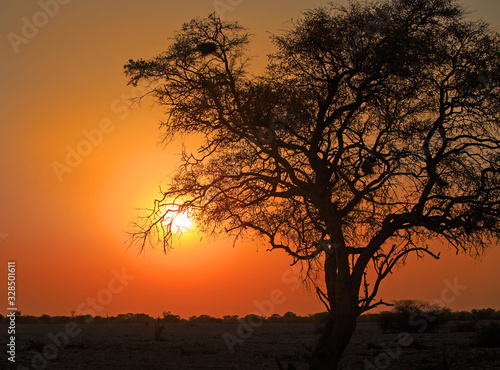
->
125, 0, 500, 368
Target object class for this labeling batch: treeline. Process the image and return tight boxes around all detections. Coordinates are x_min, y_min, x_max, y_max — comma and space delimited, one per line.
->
2, 306, 500, 325
0, 311, 328, 325
359, 307, 500, 323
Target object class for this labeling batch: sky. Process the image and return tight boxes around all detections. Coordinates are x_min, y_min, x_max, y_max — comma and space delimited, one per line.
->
1, 0, 500, 319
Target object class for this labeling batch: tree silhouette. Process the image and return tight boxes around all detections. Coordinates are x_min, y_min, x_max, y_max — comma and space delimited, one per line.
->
125, 0, 500, 368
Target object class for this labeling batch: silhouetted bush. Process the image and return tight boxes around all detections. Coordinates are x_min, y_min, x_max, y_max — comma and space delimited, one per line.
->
378, 300, 446, 333
39, 314, 51, 323
188, 314, 221, 323
243, 314, 264, 324
163, 311, 182, 323
73, 315, 93, 323
49, 316, 72, 324
453, 310, 474, 321
17, 315, 41, 324
92, 316, 109, 324
267, 314, 284, 322
283, 312, 298, 323
116, 313, 151, 323
308, 312, 329, 323
438, 307, 453, 321
222, 315, 239, 323
265, 313, 312, 323
475, 322, 500, 347
154, 317, 164, 340
471, 308, 499, 320
10, 307, 498, 326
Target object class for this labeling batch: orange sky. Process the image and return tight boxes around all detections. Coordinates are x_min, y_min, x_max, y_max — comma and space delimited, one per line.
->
1, 0, 500, 319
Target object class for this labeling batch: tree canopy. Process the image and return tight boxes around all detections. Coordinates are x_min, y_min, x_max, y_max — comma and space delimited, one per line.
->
125, 0, 500, 367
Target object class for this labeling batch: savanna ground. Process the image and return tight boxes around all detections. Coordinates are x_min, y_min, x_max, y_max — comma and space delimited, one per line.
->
2, 320, 500, 370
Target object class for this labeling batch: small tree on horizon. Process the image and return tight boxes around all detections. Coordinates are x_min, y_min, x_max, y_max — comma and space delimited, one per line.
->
125, 0, 500, 368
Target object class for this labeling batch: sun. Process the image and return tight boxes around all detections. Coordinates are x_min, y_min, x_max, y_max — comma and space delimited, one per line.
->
164, 210, 193, 233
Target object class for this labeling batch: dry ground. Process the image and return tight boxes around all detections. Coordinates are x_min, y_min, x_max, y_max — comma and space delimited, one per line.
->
1, 321, 499, 369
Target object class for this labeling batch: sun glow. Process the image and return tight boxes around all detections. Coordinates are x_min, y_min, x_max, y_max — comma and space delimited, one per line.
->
164, 210, 194, 234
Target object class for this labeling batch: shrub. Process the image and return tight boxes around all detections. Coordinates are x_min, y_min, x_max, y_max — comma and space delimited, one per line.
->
471, 308, 499, 320
475, 322, 500, 347
163, 311, 181, 323
267, 314, 283, 322
154, 317, 164, 340
283, 312, 298, 323
39, 314, 51, 323
309, 312, 329, 323
222, 315, 239, 322
453, 310, 474, 321
243, 314, 264, 324
378, 310, 401, 333
188, 314, 221, 323
378, 300, 447, 333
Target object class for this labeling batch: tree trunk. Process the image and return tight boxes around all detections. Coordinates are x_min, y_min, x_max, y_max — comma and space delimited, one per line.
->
309, 253, 359, 369
309, 300, 358, 369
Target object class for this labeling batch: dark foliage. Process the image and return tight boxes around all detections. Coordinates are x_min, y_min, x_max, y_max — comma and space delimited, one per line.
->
154, 317, 164, 340
378, 300, 447, 333
163, 311, 182, 323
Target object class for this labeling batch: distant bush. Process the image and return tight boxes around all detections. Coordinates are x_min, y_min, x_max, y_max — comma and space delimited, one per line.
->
154, 317, 164, 340
242, 314, 264, 325
475, 322, 500, 347
163, 311, 182, 323
39, 314, 51, 323
49, 316, 72, 324
92, 316, 109, 324
7, 307, 498, 325
116, 313, 151, 324
222, 315, 239, 323
283, 312, 298, 323
73, 315, 93, 324
308, 312, 329, 323
267, 314, 283, 322
471, 308, 499, 320
17, 315, 41, 324
452, 310, 474, 321
378, 300, 446, 333
448, 308, 500, 321
188, 314, 221, 323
